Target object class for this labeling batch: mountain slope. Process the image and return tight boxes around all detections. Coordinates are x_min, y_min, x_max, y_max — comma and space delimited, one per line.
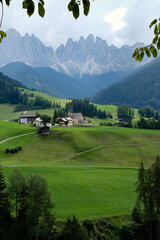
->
91, 57, 160, 109
0, 62, 82, 98
0, 28, 153, 76
0, 62, 129, 98
0, 72, 25, 104
56, 34, 152, 75
0, 29, 69, 74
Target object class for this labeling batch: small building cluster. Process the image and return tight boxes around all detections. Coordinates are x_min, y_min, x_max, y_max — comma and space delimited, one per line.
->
20, 92, 34, 97
19, 109, 98, 134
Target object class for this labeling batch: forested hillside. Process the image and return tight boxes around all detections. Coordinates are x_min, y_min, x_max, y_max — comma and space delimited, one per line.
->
91, 57, 160, 109
0, 72, 24, 104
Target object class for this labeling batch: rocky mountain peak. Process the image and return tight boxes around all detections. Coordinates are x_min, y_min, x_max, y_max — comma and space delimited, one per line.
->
0, 28, 153, 76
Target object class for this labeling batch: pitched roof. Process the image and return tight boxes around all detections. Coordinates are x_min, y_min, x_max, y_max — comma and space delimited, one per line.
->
35, 118, 43, 122
72, 113, 83, 119
65, 117, 72, 121
20, 113, 37, 118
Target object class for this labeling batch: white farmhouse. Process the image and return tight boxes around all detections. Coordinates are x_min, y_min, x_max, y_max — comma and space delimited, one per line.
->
20, 113, 37, 124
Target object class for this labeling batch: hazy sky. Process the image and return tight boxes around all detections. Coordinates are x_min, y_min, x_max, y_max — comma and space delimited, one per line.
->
2, 0, 160, 50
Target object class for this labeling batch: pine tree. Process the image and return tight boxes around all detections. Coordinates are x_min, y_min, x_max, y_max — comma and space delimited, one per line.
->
0, 167, 11, 240
151, 155, 160, 240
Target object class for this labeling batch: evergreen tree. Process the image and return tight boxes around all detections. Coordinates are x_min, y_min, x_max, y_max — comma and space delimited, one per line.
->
8, 168, 26, 218
151, 156, 160, 240
0, 167, 11, 240
135, 157, 160, 240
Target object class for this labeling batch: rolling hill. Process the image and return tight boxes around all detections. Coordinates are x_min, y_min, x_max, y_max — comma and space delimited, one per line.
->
1, 123, 160, 219
91, 57, 160, 109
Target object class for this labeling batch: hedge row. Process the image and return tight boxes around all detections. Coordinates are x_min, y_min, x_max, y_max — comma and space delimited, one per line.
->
5, 146, 22, 154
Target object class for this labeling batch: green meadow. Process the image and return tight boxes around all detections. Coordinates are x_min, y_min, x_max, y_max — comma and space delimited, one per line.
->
3, 166, 137, 220
1, 121, 160, 219
0, 120, 36, 141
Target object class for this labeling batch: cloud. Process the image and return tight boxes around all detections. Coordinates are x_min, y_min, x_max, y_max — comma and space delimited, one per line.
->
104, 7, 128, 31
2, 0, 160, 49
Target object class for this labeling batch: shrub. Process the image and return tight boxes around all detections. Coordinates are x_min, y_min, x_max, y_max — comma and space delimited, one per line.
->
14, 148, 18, 153
18, 146, 22, 151
10, 149, 15, 154
106, 123, 113, 126
5, 148, 10, 153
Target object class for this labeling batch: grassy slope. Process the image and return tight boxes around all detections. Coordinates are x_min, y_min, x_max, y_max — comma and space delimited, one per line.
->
1, 126, 159, 167
3, 166, 137, 220
0, 120, 36, 141
1, 123, 160, 219
19, 88, 71, 108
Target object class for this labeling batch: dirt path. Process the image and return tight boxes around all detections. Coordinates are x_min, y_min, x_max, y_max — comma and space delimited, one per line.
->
64, 145, 104, 160
0, 132, 36, 144
64, 141, 160, 160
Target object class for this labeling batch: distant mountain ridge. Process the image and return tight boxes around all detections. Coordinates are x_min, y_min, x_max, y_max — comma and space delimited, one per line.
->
91, 57, 160, 109
0, 28, 153, 76
0, 62, 129, 99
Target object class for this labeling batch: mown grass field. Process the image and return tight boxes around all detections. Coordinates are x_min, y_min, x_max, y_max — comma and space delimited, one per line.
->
1, 121, 160, 219
3, 166, 137, 220
0, 120, 36, 141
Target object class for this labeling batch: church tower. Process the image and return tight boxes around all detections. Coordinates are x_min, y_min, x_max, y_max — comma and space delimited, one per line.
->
68, 103, 73, 118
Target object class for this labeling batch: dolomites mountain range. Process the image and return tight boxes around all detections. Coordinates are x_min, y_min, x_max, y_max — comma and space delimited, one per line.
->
0, 28, 152, 76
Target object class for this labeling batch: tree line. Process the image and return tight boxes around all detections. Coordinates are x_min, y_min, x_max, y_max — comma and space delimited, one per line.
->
0, 168, 54, 240
65, 97, 112, 119
0, 73, 62, 111
116, 104, 160, 130
132, 156, 160, 240
0, 73, 25, 105
15, 96, 61, 111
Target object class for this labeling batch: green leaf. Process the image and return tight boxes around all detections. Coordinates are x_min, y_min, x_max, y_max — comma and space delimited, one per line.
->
39, 0, 44, 5
27, 1, 35, 17
0, 31, 7, 38
132, 48, 138, 58
150, 45, 158, 58
150, 45, 155, 53
38, 2, 45, 17
135, 51, 140, 61
68, 0, 75, 11
82, 0, 90, 16
154, 24, 158, 36
139, 51, 144, 62
73, 3, 79, 19
22, 0, 28, 9
5, 0, 11, 6
158, 22, 160, 32
157, 39, 160, 50
144, 48, 151, 57
153, 36, 158, 44
149, 19, 157, 28
153, 48, 158, 58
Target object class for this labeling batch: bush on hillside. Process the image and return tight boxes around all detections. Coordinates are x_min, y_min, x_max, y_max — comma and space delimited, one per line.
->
18, 146, 22, 151
14, 147, 18, 153
5, 148, 10, 153
10, 149, 15, 154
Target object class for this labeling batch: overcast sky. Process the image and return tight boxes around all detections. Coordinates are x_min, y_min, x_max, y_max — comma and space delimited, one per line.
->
2, 0, 160, 50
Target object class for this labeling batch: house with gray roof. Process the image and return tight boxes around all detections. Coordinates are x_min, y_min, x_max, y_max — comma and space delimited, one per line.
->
68, 110, 84, 125
20, 113, 37, 124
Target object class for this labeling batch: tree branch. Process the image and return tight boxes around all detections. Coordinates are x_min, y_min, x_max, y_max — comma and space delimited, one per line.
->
0, 0, 4, 28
